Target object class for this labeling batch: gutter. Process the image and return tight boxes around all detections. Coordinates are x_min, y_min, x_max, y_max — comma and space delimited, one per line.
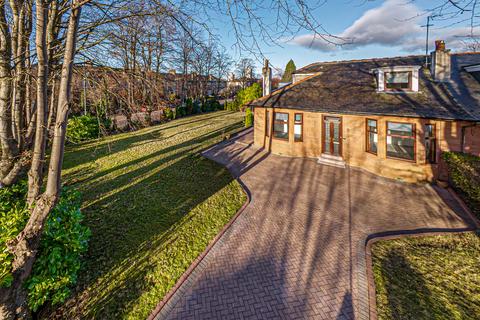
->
461, 122, 480, 153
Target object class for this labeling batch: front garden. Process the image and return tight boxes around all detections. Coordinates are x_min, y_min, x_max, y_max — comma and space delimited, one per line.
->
372, 232, 480, 320
53, 111, 247, 319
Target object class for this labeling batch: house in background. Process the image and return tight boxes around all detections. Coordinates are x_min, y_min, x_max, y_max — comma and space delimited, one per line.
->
250, 41, 480, 183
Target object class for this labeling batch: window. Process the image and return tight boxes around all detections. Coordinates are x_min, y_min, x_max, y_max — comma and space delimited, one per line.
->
385, 71, 411, 90
425, 124, 436, 163
265, 110, 270, 137
366, 119, 378, 154
386, 122, 416, 161
294, 113, 303, 142
273, 112, 289, 139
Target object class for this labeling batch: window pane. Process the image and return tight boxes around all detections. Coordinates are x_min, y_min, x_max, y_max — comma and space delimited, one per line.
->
425, 124, 434, 138
368, 119, 377, 130
385, 72, 410, 89
369, 132, 378, 153
387, 136, 415, 160
295, 114, 302, 122
388, 122, 413, 136
294, 124, 302, 141
275, 113, 288, 121
386, 72, 409, 83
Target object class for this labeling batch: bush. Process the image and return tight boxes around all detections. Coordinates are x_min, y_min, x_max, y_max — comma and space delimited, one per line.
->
164, 107, 174, 120
245, 108, 253, 127
185, 98, 193, 115
176, 105, 187, 118
232, 83, 263, 112
442, 152, 480, 218
0, 181, 29, 288
0, 182, 90, 312
225, 100, 239, 112
67, 115, 99, 143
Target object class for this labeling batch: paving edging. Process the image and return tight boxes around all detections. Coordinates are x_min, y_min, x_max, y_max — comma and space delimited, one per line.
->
364, 226, 477, 320
147, 150, 252, 320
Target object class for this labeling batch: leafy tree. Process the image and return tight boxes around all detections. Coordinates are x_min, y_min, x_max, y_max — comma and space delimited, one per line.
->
281, 59, 296, 83
235, 83, 262, 108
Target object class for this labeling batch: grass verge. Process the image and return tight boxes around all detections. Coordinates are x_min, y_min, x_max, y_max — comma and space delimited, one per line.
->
46, 111, 247, 319
372, 232, 480, 320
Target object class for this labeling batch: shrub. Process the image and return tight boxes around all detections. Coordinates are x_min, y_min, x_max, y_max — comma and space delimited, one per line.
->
0, 180, 29, 288
225, 100, 239, 112
164, 107, 174, 120
193, 100, 201, 114
0, 182, 90, 312
442, 152, 480, 218
185, 98, 193, 115
67, 115, 99, 143
245, 108, 253, 127
176, 105, 187, 118
232, 83, 262, 112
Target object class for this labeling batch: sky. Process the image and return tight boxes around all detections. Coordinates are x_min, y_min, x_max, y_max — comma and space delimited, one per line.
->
210, 0, 480, 75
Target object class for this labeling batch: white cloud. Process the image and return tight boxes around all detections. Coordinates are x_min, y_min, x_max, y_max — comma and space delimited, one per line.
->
290, 0, 479, 53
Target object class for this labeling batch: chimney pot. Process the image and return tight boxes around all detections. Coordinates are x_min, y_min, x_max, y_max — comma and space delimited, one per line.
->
435, 40, 446, 51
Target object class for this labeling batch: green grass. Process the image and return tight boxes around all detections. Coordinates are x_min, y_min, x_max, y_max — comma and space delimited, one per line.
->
49, 111, 247, 319
372, 232, 480, 320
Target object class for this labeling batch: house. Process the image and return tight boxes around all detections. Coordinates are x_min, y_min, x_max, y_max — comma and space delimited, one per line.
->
249, 41, 480, 183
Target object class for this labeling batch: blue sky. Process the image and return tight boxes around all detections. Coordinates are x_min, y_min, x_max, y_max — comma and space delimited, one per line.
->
210, 0, 479, 75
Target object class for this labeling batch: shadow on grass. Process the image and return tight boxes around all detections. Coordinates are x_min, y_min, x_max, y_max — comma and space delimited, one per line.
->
62, 111, 236, 170
378, 250, 454, 320
41, 113, 246, 319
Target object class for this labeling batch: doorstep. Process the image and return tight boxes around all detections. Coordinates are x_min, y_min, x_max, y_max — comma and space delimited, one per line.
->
317, 153, 346, 168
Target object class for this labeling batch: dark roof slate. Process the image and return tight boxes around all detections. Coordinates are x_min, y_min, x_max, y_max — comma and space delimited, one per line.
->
250, 54, 480, 121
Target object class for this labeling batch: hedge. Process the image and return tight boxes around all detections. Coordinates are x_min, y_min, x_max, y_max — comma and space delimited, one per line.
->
442, 152, 480, 218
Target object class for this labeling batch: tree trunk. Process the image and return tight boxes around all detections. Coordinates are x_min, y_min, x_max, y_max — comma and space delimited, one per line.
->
0, 2, 82, 318
27, 0, 49, 204
0, 1, 16, 182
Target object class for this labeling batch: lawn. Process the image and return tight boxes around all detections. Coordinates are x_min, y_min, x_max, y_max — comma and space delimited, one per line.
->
372, 232, 480, 320
45, 111, 247, 319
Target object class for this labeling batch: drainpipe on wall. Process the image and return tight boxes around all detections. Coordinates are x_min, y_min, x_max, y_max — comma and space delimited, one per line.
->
461, 122, 479, 153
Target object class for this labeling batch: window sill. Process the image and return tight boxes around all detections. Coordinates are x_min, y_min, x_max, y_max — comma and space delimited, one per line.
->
376, 90, 418, 94
386, 155, 417, 163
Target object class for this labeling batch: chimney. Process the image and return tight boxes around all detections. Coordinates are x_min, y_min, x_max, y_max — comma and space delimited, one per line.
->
262, 59, 272, 96
430, 40, 451, 82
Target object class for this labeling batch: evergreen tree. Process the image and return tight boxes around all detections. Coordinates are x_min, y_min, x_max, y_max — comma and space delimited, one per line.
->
281, 59, 296, 83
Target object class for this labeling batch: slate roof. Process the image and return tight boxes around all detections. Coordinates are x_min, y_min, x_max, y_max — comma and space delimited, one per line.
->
250, 53, 480, 121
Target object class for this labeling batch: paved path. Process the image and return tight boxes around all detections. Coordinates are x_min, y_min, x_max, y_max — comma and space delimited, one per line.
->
155, 128, 474, 320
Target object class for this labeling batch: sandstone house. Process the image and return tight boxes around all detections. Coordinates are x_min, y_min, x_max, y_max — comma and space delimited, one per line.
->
250, 41, 480, 183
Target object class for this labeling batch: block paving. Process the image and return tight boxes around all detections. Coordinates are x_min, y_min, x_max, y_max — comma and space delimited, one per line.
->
155, 129, 474, 320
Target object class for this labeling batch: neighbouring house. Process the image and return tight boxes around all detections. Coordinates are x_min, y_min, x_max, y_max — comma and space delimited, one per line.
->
249, 41, 480, 183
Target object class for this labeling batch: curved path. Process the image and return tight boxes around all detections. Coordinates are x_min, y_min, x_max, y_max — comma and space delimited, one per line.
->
154, 128, 474, 320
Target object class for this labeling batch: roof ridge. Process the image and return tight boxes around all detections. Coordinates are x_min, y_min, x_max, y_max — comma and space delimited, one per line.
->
294, 54, 425, 73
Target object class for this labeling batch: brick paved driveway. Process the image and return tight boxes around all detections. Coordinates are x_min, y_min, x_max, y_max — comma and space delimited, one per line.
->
155, 128, 474, 320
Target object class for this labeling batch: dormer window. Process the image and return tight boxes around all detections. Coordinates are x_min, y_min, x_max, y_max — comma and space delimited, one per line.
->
385, 71, 411, 90
372, 66, 420, 93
